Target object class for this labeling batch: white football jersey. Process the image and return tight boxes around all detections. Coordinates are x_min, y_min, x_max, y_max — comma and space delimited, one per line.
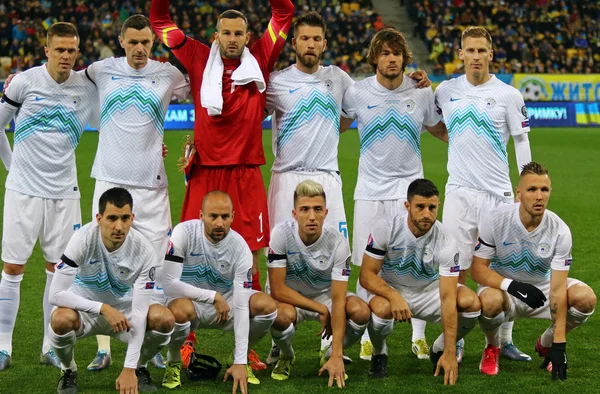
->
87, 57, 189, 188
58, 222, 159, 306
2, 66, 96, 199
435, 75, 530, 199
365, 211, 460, 290
342, 76, 441, 201
266, 65, 354, 173
473, 203, 572, 284
167, 220, 253, 295
267, 221, 351, 298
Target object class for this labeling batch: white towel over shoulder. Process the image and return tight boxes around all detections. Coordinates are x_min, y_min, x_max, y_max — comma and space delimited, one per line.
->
200, 41, 266, 116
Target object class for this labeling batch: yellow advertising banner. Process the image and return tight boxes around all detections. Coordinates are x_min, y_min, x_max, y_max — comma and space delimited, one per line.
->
513, 74, 600, 102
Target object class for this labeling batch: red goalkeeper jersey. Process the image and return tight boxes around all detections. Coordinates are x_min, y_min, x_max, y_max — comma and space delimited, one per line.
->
150, 0, 294, 166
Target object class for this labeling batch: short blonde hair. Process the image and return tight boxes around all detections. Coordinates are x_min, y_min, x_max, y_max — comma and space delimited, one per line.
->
293, 180, 326, 206
520, 162, 549, 178
461, 26, 492, 49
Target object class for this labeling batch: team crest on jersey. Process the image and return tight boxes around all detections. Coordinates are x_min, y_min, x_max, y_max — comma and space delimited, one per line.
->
316, 256, 328, 266
218, 261, 231, 272
404, 99, 416, 113
485, 98, 496, 110
118, 267, 131, 279
72, 96, 80, 106
538, 243, 551, 258
325, 79, 333, 91
151, 77, 160, 85
423, 248, 433, 263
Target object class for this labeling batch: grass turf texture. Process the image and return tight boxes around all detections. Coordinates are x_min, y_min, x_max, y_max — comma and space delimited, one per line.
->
0, 128, 598, 393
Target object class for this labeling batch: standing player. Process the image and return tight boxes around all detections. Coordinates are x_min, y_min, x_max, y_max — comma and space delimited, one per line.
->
0, 22, 96, 371
360, 179, 481, 384
83, 14, 189, 371
471, 162, 596, 379
267, 180, 370, 386
161, 191, 279, 391
341, 28, 448, 361
48, 188, 176, 393
150, 0, 294, 291
435, 26, 533, 362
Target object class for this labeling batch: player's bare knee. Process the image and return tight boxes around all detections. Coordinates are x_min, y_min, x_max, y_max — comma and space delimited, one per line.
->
273, 303, 295, 330
168, 298, 195, 324
457, 288, 481, 313
568, 284, 597, 313
250, 293, 277, 317
50, 308, 78, 334
2, 262, 25, 276
346, 296, 370, 325
479, 289, 504, 317
147, 305, 175, 333
369, 297, 392, 319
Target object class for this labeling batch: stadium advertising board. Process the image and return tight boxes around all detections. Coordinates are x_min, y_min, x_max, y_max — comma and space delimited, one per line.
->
515, 74, 600, 102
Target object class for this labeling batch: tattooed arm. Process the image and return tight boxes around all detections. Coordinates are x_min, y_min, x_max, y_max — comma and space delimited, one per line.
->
549, 270, 568, 342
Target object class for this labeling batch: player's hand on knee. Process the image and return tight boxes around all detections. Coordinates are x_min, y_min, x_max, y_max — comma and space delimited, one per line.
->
116, 368, 138, 394
318, 306, 332, 339
435, 351, 458, 386
223, 364, 248, 394
540, 342, 567, 381
319, 355, 346, 389
213, 293, 231, 324
100, 304, 132, 332
389, 293, 412, 322
506, 281, 547, 308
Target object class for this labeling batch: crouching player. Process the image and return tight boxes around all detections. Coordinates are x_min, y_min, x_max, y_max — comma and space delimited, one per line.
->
360, 179, 481, 385
48, 188, 175, 393
267, 180, 370, 388
162, 191, 278, 392
471, 162, 596, 379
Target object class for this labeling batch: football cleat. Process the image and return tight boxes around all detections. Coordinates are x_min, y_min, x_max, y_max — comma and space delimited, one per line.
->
40, 349, 61, 368
136, 366, 158, 392
479, 345, 500, 376
501, 341, 532, 361
535, 337, 552, 372
162, 361, 182, 389
180, 341, 195, 369
246, 364, 260, 385
369, 354, 388, 378
266, 344, 280, 365
456, 338, 465, 364
411, 338, 430, 360
360, 340, 373, 361
248, 349, 267, 371
151, 352, 166, 369
57, 369, 78, 394
86, 350, 111, 371
271, 354, 295, 381
0, 350, 12, 371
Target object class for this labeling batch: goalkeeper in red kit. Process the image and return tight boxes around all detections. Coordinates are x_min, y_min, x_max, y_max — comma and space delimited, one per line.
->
150, 0, 294, 375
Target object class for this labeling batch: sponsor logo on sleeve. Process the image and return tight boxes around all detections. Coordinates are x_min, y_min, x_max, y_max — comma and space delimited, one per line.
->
450, 265, 460, 273
453, 253, 459, 264
474, 242, 482, 251
367, 234, 374, 247
166, 240, 174, 255
342, 268, 351, 276
243, 268, 253, 288
521, 120, 530, 128
149, 267, 156, 281
565, 258, 572, 266
56, 261, 66, 270
145, 282, 155, 289
521, 105, 528, 118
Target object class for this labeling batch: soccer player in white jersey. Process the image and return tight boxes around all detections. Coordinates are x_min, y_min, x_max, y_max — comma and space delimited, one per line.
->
434, 26, 533, 362
161, 191, 278, 391
267, 180, 369, 387
341, 28, 448, 362
84, 14, 190, 370
48, 188, 176, 394
0, 22, 97, 371
360, 179, 481, 385
471, 162, 596, 379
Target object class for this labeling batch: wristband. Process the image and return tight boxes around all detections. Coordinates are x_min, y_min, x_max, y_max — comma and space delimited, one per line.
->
500, 278, 513, 291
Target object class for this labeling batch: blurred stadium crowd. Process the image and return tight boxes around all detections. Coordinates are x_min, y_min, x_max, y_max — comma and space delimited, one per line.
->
406, 0, 600, 75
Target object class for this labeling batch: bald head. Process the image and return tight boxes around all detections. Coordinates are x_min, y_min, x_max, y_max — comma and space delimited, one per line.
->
201, 190, 234, 243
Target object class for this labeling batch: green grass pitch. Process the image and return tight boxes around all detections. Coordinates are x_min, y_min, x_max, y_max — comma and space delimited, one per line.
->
0, 128, 598, 393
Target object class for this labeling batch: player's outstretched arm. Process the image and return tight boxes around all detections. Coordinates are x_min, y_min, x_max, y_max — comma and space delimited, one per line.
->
319, 279, 347, 389
436, 275, 459, 385
541, 269, 569, 381
149, 0, 208, 71
251, 0, 294, 72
